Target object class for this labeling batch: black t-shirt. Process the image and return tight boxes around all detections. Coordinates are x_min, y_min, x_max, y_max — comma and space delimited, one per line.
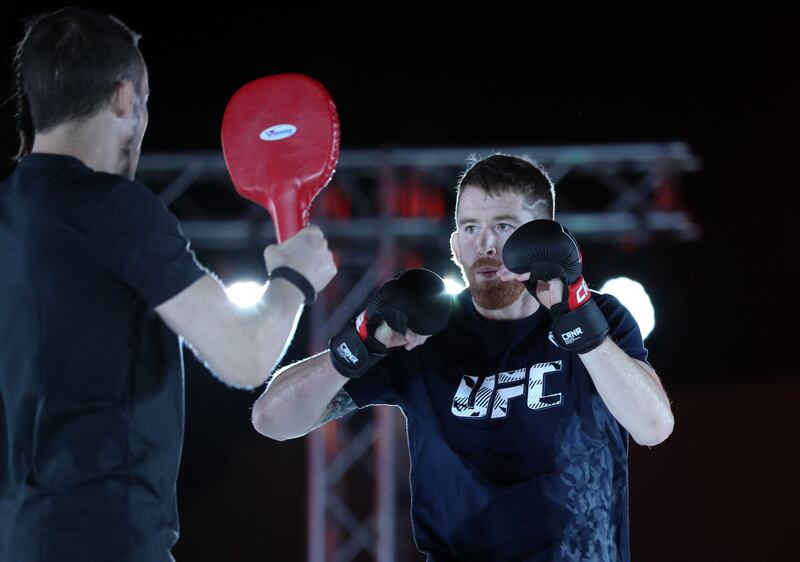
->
346, 289, 648, 562
0, 154, 205, 562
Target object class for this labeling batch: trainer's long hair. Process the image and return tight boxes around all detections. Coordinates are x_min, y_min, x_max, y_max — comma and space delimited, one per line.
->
455, 154, 555, 220
12, 7, 145, 159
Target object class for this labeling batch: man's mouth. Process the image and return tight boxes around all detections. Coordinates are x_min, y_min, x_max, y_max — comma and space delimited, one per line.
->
474, 267, 499, 279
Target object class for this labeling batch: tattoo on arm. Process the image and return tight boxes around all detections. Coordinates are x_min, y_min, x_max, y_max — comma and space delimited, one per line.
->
318, 388, 357, 425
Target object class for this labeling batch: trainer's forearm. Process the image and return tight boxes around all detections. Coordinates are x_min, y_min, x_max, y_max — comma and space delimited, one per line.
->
206, 278, 305, 388
252, 351, 349, 441
238, 278, 306, 383
157, 275, 306, 389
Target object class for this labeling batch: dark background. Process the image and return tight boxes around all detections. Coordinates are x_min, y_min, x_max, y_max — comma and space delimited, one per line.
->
2, 5, 798, 561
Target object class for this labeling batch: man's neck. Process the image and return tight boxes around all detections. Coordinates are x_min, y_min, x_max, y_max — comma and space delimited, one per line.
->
472, 290, 541, 321
30, 118, 118, 175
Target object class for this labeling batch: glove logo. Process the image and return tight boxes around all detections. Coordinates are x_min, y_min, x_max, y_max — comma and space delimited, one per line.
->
355, 311, 368, 341
560, 327, 583, 345
336, 343, 359, 365
575, 280, 589, 304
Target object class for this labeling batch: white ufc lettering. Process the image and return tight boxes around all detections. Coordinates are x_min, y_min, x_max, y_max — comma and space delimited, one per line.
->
491, 369, 526, 418
451, 361, 564, 420
527, 361, 564, 411
451, 375, 496, 418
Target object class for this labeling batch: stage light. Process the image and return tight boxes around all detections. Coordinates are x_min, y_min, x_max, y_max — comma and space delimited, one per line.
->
599, 277, 655, 339
443, 278, 465, 295
225, 281, 266, 308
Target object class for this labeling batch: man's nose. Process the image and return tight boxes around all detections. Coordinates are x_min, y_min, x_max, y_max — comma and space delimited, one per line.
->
477, 229, 497, 257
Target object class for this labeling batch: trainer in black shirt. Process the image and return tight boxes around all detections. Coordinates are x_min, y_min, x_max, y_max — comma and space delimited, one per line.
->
0, 8, 336, 562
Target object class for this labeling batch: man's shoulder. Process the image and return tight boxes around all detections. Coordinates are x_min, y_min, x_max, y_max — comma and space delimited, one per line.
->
84, 173, 170, 225
89, 172, 155, 201
592, 291, 626, 313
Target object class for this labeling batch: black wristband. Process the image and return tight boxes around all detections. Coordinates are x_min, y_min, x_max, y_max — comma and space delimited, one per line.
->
270, 267, 316, 305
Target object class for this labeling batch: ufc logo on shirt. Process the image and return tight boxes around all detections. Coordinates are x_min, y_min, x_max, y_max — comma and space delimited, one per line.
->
451, 361, 564, 419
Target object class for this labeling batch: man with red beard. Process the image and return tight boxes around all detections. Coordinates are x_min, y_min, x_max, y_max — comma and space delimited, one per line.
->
252, 154, 674, 562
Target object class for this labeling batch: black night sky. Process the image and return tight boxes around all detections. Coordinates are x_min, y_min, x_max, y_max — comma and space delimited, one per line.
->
2, 5, 797, 561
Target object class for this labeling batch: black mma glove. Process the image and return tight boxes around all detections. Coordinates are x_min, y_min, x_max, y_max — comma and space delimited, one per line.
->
329, 268, 452, 378
503, 219, 609, 353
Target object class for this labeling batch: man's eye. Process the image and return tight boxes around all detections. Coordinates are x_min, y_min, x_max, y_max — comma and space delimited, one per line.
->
464, 225, 477, 233
497, 223, 513, 233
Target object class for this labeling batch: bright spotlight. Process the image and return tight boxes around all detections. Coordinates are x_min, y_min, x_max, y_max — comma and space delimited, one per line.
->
225, 281, 266, 308
443, 277, 465, 295
599, 277, 655, 340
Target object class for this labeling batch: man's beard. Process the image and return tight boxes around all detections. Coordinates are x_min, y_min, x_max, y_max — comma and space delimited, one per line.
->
461, 257, 526, 310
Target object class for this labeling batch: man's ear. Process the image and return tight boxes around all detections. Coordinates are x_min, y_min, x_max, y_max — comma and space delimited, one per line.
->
109, 80, 135, 119
449, 231, 461, 265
